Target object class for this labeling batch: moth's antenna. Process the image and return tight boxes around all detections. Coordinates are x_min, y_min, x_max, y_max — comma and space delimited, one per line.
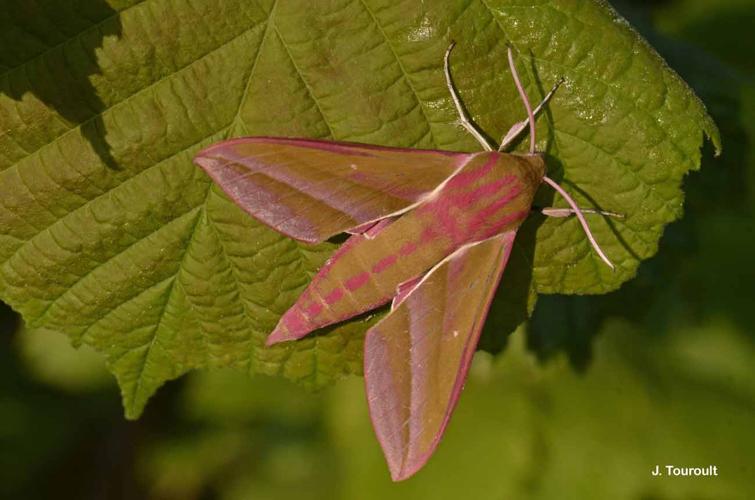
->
498, 77, 564, 152
444, 42, 495, 151
542, 175, 615, 269
506, 47, 536, 154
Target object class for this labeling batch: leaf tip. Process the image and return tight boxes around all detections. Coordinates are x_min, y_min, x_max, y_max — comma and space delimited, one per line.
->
710, 129, 723, 158
701, 107, 723, 157
122, 397, 146, 421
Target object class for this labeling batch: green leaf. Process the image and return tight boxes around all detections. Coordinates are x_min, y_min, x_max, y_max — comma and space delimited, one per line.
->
0, 0, 718, 417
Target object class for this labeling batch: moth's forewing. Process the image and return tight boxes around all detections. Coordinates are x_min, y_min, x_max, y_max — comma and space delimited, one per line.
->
194, 137, 470, 243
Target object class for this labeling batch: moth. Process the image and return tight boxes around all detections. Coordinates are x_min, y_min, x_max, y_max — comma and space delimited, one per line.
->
194, 43, 616, 481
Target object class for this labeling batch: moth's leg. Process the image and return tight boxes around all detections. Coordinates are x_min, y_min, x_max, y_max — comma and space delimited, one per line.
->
444, 42, 495, 151
346, 217, 394, 239
498, 78, 564, 152
392, 275, 423, 309
538, 206, 623, 219
542, 175, 615, 269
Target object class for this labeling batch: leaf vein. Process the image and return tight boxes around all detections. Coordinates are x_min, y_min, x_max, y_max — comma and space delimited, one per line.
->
129, 203, 207, 409
2, 131, 226, 273
0, 0, 149, 80
31, 204, 202, 327
272, 26, 336, 139
358, 0, 437, 148
8, 13, 267, 168
230, 0, 280, 136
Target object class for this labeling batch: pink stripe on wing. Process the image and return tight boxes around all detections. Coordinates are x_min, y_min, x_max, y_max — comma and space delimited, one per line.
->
324, 287, 345, 305
399, 241, 418, 257
305, 301, 324, 317
345, 271, 370, 292
372, 254, 398, 274
444, 155, 497, 187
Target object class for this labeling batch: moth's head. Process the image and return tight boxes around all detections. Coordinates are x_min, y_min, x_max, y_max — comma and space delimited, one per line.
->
519, 152, 546, 181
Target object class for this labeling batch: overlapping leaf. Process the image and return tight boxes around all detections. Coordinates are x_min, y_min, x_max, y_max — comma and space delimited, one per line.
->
0, 0, 719, 417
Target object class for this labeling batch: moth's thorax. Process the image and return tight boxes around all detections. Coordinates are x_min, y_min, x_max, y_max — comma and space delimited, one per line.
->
411, 151, 542, 245
503, 152, 546, 185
